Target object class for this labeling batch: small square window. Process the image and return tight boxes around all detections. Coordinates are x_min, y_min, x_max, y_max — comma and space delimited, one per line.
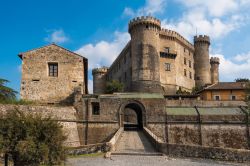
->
215, 96, 220, 101
231, 95, 236, 100
48, 63, 58, 77
164, 47, 170, 53
165, 63, 171, 71
92, 102, 100, 115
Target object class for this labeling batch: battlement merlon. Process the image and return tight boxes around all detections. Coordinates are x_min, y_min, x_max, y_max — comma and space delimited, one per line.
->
194, 35, 210, 45
128, 16, 161, 33
210, 57, 220, 64
160, 28, 194, 51
92, 67, 109, 75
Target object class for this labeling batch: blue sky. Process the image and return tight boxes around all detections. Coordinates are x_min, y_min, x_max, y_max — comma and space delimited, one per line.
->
1, 0, 250, 94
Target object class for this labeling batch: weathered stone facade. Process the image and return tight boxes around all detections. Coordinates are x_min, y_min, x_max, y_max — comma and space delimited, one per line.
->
75, 93, 249, 150
92, 16, 220, 94
19, 44, 88, 103
210, 57, 220, 84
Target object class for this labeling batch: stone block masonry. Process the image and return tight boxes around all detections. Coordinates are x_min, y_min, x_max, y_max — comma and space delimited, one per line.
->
19, 44, 88, 104
0, 104, 81, 147
92, 16, 220, 94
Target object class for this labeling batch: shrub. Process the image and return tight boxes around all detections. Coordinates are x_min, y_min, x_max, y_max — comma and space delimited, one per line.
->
105, 80, 124, 94
0, 109, 67, 166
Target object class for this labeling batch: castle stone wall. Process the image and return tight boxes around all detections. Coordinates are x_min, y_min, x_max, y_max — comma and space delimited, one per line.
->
78, 94, 249, 151
94, 16, 219, 95
92, 67, 108, 94
194, 35, 211, 87
0, 104, 81, 147
210, 57, 220, 84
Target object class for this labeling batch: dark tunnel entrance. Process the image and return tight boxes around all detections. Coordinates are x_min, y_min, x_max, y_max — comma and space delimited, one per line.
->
121, 103, 143, 131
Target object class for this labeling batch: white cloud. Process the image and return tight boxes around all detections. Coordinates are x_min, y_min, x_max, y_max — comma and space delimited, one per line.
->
234, 51, 250, 62
75, 31, 130, 69
45, 29, 69, 44
211, 53, 250, 81
175, 0, 238, 17
162, 13, 239, 40
123, 0, 167, 17
161, 0, 249, 40
88, 79, 93, 94
76, 31, 130, 94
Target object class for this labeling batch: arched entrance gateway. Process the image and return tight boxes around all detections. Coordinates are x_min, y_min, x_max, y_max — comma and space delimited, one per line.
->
119, 101, 146, 130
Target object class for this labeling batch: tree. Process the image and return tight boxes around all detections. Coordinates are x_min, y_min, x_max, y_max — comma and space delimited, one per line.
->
106, 80, 124, 94
235, 78, 250, 82
176, 87, 191, 95
0, 78, 17, 101
191, 86, 204, 94
0, 109, 67, 166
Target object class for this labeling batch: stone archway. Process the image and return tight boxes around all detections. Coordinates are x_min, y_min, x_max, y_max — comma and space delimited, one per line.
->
119, 101, 146, 130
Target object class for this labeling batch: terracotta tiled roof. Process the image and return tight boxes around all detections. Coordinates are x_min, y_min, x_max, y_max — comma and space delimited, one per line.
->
204, 82, 247, 90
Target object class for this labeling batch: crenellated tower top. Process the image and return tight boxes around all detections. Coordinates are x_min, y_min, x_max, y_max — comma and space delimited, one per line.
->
128, 16, 161, 33
92, 67, 109, 75
210, 57, 220, 64
160, 29, 194, 50
194, 35, 210, 45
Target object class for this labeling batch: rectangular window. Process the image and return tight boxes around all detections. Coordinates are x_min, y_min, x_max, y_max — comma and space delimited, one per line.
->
92, 102, 100, 115
214, 95, 220, 101
189, 60, 191, 68
48, 63, 58, 77
124, 72, 127, 81
164, 63, 171, 71
124, 56, 126, 64
184, 69, 187, 77
189, 72, 192, 79
184, 58, 187, 65
231, 95, 236, 100
184, 48, 186, 52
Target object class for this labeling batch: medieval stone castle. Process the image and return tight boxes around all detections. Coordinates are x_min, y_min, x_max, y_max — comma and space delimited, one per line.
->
92, 16, 220, 95
14, 16, 250, 161
19, 16, 220, 103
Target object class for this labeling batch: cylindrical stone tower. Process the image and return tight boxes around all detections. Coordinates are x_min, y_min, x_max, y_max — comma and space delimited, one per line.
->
210, 57, 220, 84
128, 16, 163, 93
194, 35, 211, 87
92, 67, 108, 94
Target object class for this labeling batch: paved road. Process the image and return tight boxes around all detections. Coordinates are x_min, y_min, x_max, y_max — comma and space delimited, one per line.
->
115, 130, 156, 153
66, 155, 247, 166
66, 130, 248, 166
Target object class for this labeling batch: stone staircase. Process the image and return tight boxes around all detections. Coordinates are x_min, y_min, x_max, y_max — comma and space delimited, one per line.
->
112, 130, 163, 156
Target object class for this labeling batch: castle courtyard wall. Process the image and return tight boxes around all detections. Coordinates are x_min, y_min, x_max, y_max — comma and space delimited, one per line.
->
1, 95, 249, 160
0, 104, 81, 147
